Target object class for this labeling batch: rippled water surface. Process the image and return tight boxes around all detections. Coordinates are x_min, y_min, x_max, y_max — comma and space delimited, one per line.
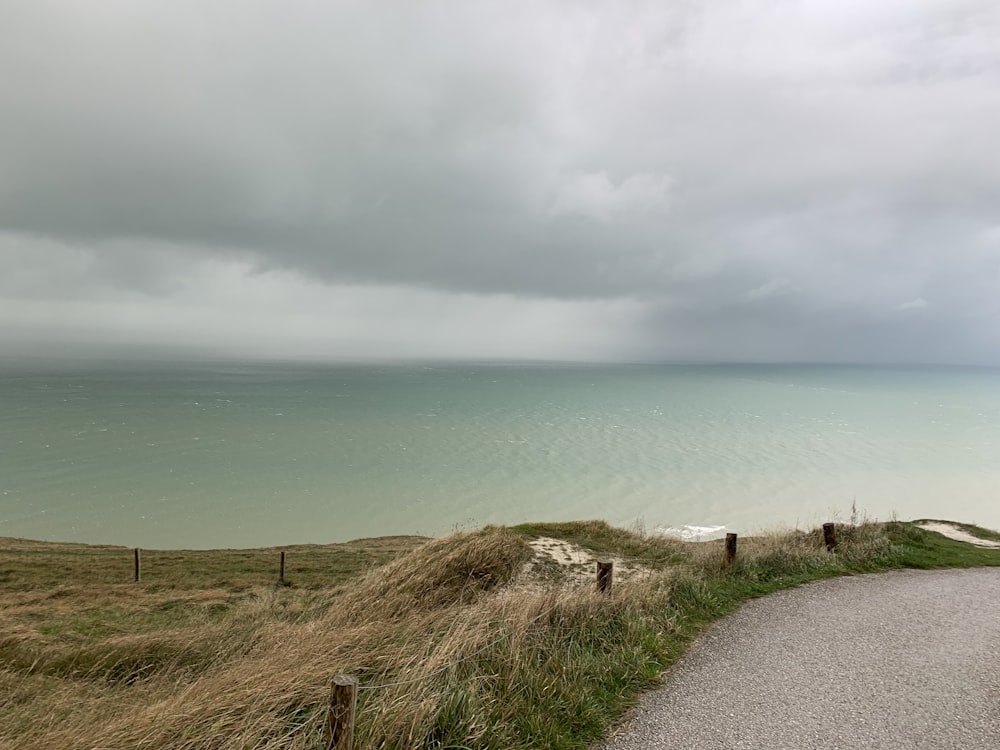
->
2, 360, 998, 547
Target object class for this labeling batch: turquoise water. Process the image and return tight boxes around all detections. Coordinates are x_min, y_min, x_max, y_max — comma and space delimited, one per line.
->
1, 360, 998, 548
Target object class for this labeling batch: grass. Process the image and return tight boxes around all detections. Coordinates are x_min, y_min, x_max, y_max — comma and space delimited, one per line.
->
0, 520, 997, 749
887, 521, 1000, 567
0, 535, 427, 592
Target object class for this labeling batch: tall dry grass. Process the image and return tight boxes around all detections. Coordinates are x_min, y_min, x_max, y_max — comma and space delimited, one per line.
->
0, 521, 928, 749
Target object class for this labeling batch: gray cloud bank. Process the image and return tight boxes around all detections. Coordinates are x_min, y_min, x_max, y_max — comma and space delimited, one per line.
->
2, 0, 999, 363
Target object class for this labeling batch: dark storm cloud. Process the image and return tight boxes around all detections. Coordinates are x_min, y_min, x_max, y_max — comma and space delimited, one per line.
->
1, 1, 999, 362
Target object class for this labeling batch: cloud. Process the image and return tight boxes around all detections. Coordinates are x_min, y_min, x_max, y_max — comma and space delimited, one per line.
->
549, 172, 672, 222
1, 0, 999, 363
747, 277, 796, 302
894, 298, 929, 312
0, 241, 646, 361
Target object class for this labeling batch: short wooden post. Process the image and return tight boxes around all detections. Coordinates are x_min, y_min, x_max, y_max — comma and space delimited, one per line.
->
596, 561, 613, 595
326, 674, 358, 750
279, 550, 286, 584
723, 533, 737, 568
134, 548, 141, 582
823, 523, 837, 552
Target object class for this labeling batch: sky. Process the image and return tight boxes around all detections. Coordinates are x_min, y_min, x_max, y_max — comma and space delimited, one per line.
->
2, 0, 999, 364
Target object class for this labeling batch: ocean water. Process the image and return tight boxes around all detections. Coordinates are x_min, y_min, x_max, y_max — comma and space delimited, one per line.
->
1, 360, 998, 548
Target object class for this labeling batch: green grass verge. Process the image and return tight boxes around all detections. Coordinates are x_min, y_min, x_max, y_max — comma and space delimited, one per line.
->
888, 521, 1000, 567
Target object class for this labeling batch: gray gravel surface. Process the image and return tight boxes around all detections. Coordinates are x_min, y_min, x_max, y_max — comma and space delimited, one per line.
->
598, 568, 1000, 749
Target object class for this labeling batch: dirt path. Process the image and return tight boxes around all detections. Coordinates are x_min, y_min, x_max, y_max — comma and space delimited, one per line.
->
598, 568, 1000, 749
917, 522, 1000, 548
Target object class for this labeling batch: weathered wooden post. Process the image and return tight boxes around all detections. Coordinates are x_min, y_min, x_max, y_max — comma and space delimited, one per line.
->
724, 533, 737, 568
279, 550, 286, 584
596, 561, 613, 595
326, 674, 358, 750
823, 523, 837, 552
134, 548, 141, 582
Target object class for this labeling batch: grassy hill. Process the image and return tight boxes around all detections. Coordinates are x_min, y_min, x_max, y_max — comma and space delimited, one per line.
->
1, 520, 998, 749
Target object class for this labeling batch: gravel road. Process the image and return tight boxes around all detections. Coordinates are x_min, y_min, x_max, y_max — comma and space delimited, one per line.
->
598, 568, 1000, 749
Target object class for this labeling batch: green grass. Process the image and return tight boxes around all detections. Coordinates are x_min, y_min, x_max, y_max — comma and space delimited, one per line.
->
1, 520, 997, 750
0, 535, 426, 592
887, 521, 1000, 567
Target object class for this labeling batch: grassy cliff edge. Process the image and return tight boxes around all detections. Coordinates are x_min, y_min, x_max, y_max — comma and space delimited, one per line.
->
1, 520, 998, 749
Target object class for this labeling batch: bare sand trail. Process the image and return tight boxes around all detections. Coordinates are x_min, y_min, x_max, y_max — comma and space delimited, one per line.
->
917, 522, 1000, 548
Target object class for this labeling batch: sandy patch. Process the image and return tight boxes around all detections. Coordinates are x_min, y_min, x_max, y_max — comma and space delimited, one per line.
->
917, 522, 1000, 549
529, 537, 596, 566
523, 537, 649, 587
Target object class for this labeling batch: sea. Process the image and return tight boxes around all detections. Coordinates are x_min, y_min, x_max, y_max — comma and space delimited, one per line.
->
1, 359, 998, 549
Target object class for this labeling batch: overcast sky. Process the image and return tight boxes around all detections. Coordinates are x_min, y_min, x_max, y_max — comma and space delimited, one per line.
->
2, 0, 999, 364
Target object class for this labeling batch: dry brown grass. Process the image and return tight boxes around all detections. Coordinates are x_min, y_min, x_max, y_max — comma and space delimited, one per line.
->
0, 520, 972, 750
0, 528, 533, 749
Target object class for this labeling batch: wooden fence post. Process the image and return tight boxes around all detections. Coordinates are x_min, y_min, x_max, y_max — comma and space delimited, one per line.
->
723, 533, 737, 568
134, 548, 141, 582
823, 523, 837, 552
279, 550, 286, 584
326, 674, 358, 750
596, 561, 613, 595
